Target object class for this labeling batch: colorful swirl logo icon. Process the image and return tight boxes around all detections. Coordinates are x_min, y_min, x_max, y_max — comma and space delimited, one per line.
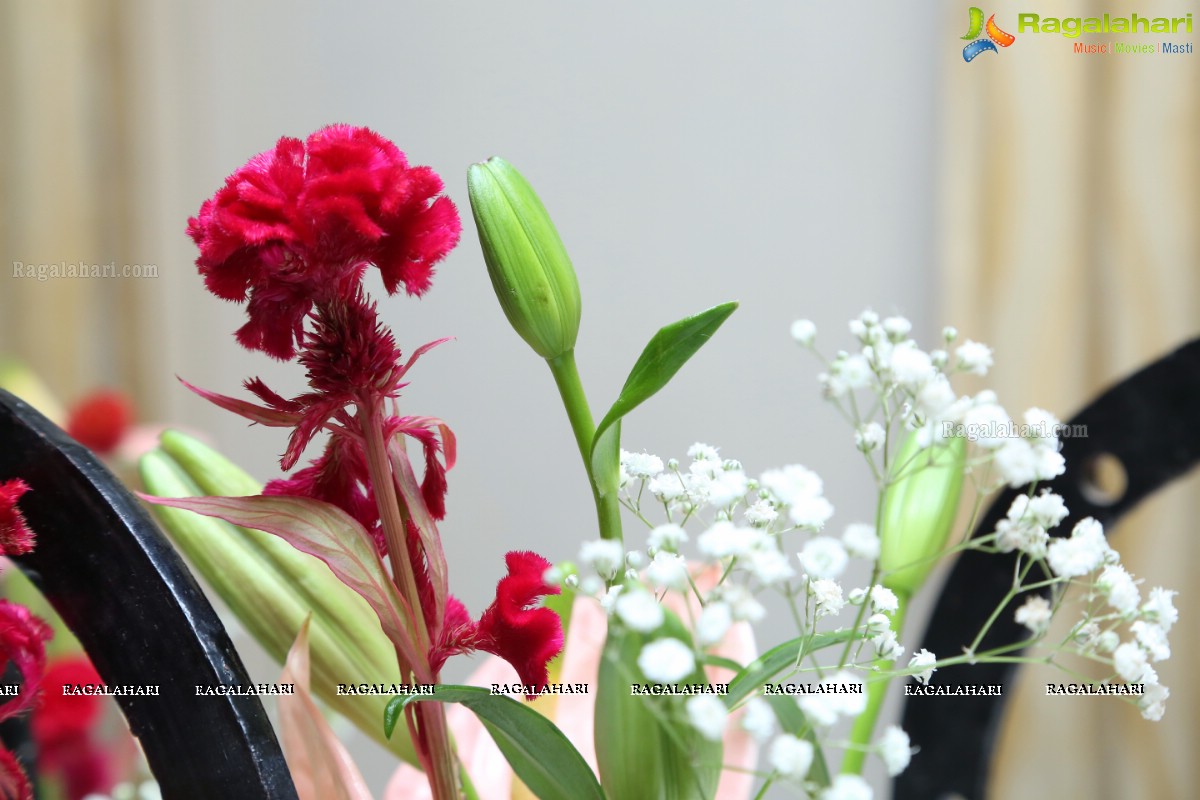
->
962, 7, 1016, 62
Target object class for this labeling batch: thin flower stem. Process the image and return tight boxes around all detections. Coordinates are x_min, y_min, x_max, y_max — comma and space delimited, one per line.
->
547, 351, 623, 544
840, 591, 908, 775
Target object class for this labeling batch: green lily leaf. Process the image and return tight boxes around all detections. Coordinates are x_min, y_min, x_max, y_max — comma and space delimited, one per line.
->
724, 630, 861, 707
589, 302, 738, 497
385, 685, 604, 800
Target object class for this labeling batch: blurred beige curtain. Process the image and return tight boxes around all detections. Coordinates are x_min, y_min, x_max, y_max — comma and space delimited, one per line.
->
939, 2, 1200, 797
0, 0, 162, 415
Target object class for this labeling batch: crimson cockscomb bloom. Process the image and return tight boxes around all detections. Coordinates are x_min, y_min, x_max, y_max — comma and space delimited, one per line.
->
0, 479, 34, 556
188, 124, 461, 359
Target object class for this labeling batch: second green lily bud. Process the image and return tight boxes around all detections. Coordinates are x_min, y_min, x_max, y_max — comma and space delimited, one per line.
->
468, 157, 581, 361
878, 431, 967, 596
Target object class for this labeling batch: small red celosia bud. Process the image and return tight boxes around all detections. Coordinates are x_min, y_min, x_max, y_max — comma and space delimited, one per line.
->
67, 390, 133, 454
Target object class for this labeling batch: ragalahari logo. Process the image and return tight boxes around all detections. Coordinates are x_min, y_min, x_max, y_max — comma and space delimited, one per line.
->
962, 7, 1016, 61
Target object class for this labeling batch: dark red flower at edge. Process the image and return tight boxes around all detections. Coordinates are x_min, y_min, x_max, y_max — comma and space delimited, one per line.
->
187, 125, 461, 360
33, 657, 113, 800
0, 480, 34, 556
429, 551, 563, 697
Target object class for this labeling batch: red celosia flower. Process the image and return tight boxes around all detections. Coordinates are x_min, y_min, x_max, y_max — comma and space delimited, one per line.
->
429, 552, 563, 695
33, 657, 114, 800
0, 600, 52, 723
0, 480, 34, 556
66, 390, 133, 454
187, 125, 461, 359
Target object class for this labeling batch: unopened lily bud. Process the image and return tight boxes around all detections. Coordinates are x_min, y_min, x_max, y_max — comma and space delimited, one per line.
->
879, 431, 966, 596
468, 157, 581, 360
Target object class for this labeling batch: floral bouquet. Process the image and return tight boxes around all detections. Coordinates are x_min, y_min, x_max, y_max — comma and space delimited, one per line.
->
2, 124, 1176, 800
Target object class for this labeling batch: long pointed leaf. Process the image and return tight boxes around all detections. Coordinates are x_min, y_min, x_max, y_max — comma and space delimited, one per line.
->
142, 493, 425, 679
589, 302, 737, 496
386, 685, 604, 800
178, 377, 301, 427
725, 630, 861, 707
386, 439, 449, 637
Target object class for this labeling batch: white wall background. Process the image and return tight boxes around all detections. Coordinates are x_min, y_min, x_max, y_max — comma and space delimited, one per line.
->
126, 2, 941, 793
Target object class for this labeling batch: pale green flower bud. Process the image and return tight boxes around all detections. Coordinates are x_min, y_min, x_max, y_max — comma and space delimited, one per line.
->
468, 157, 581, 360
879, 432, 967, 596
139, 431, 415, 764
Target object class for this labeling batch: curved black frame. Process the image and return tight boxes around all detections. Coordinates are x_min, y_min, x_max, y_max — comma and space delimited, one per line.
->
895, 338, 1200, 799
0, 390, 297, 800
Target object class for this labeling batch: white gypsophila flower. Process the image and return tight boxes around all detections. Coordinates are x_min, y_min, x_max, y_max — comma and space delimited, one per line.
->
855, 422, 886, 453
599, 584, 623, 613
821, 774, 873, 800
798, 537, 849, 580
930, 349, 949, 369
615, 591, 664, 633
1034, 447, 1066, 482
579, 539, 625, 580
1073, 620, 1099, 647
1131, 620, 1171, 661
878, 725, 913, 777
819, 371, 849, 400
791, 319, 817, 347
995, 439, 1041, 488
744, 499, 779, 526
698, 521, 762, 560
688, 442, 720, 462
889, 341, 935, 389
686, 695, 728, 742
1096, 630, 1120, 653
696, 602, 733, 646
1097, 565, 1140, 616
1014, 595, 1052, 633
563, 573, 580, 589
883, 316, 912, 340
758, 463, 823, 499
707, 468, 750, 508
1142, 588, 1179, 632
1113, 642, 1152, 682
720, 584, 766, 622
962, 402, 1011, 450
994, 516, 1049, 559
543, 565, 565, 587
787, 494, 836, 530
769, 734, 814, 781
908, 649, 937, 684
842, 523, 880, 560
645, 551, 689, 591
849, 317, 868, 341
824, 671, 867, 716
810, 578, 845, 617
648, 472, 687, 502
1022, 407, 1061, 449
647, 523, 688, 553
621, 449, 664, 479
942, 325, 958, 342
618, 462, 631, 489
1139, 682, 1169, 721
746, 548, 796, 586
955, 340, 993, 376
915, 374, 957, 419
579, 575, 602, 595
1026, 491, 1070, 529
626, 550, 646, 569
836, 353, 873, 391
847, 587, 868, 606
796, 693, 837, 727
637, 638, 696, 683
1047, 517, 1114, 578
866, 613, 892, 636
873, 630, 904, 660
871, 585, 899, 614
740, 697, 776, 743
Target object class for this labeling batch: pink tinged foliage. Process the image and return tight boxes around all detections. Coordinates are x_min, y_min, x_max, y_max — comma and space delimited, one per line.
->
0, 480, 34, 556
428, 552, 563, 696
142, 493, 429, 682
279, 620, 374, 800
187, 125, 461, 360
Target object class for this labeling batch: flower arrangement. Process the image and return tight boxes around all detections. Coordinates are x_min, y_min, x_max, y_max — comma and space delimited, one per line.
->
0, 123, 1164, 800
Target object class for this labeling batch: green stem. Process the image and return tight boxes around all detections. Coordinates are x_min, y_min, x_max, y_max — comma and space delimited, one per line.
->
841, 591, 909, 776
547, 350, 623, 543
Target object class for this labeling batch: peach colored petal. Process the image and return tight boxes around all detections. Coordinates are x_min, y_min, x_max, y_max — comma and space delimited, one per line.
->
280, 620, 374, 800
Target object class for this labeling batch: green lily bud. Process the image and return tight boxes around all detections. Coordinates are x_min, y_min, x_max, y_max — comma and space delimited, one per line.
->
595, 611, 721, 800
879, 432, 967, 596
139, 431, 415, 764
468, 157, 581, 360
